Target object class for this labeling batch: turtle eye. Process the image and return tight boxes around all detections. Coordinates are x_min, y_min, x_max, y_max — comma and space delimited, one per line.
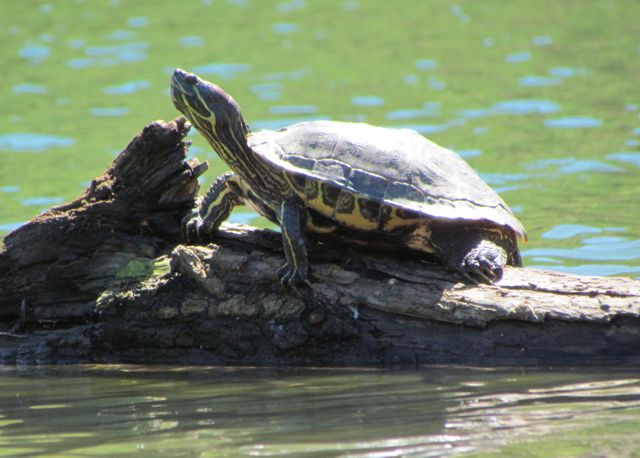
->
185, 73, 198, 85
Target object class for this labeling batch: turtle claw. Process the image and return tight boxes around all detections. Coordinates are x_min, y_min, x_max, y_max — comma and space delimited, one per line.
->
181, 210, 203, 244
458, 244, 506, 284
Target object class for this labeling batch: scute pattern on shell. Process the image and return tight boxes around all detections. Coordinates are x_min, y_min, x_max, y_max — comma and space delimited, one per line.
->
249, 120, 525, 240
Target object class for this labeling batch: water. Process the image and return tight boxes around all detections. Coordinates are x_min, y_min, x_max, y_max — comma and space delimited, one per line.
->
1, 0, 640, 454
2, 0, 639, 277
1, 366, 640, 457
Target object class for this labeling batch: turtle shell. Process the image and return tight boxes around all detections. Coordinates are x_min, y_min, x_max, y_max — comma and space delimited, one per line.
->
248, 120, 526, 240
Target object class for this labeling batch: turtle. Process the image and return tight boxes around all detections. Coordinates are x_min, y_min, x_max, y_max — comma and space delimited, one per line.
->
170, 68, 526, 286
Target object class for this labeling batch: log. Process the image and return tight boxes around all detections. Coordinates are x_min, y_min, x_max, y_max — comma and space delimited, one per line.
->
1, 118, 639, 366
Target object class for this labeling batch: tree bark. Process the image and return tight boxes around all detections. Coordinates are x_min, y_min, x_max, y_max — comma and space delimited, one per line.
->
1, 118, 639, 366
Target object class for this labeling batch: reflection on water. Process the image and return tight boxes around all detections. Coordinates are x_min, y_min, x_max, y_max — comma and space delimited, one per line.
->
12, 83, 48, 94
526, 236, 640, 262
543, 223, 609, 239
103, 79, 152, 95
1, 366, 639, 456
505, 51, 532, 63
18, 44, 50, 62
525, 157, 624, 175
67, 42, 149, 68
251, 116, 330, 131
89, 107, 130, 117
21, 196, 64, 207
544, 116, 604, 129
178, 35, 204, 47
192, 63, 252, 80
0, 133, 76, 152
269, 104, 318, 115
608, 152, 640, 168
351, 96, 385, 107
1, 0, 639, 280
387, 102, 441, 121
519, 75, 562, 87
272, 23, 301, 34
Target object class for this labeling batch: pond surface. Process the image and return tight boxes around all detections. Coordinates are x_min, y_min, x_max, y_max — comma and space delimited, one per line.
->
2, 365, 640, 457
1, 0, 639, 277
1, 0, 640, 455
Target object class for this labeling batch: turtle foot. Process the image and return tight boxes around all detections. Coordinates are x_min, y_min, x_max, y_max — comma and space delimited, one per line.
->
457, 241, 507, 285
181, 210, 203, 243
277, 263, 310, 291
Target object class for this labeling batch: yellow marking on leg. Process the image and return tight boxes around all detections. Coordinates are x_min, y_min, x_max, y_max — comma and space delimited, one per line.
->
280, 200, 299, 276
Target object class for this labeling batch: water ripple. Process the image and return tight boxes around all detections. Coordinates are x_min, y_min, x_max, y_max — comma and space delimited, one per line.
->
0, 133, 76, 152
251, 116, 331, 131
523, 237, 640, 261
127, 17, 149, 28
105, 30, 135, 41
428, 77, 447, 90
89, 107, 129, 117
192, 63, 251, 79
519, 75, 561, 87
459, 99, 562, 119
178, 36, 204, 47
525, 157, 624, 175
22, 196, 65, 207
456, 149, 482, 158
0, 222, 24, 232
387, 103, 440, 120
250, 83, 282, 101
493, 99, 561, 115
416, 59, 439, 70
607, 152, 640, 168
506, 51, 531, 63
269, 105, 318, 115
544, 116, 603, 128
277, 0, 306, 13
542, 224, 603, 239
351, 96, 384, 107
68, 42, 149, 67
13, 83, 48, 94
103, 80, 151, 95
19, 44, 50, 63
533, 35, 553, 46
548, 66, 589, 78
272, 23, 300, 34
391, 124, 449, 135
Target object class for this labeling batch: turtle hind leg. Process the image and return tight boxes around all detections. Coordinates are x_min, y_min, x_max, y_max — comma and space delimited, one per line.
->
456, 239, 508, 284
430, 222, 516, 284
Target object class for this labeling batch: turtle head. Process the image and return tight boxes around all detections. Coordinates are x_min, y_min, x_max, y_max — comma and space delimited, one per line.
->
171, 68, 249, 143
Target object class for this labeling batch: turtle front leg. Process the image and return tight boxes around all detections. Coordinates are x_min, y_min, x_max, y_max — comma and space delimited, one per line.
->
182, 171, 244, 243
278, 198, 310, 288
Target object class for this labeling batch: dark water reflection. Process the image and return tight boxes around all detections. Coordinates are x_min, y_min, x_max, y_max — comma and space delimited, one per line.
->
1, 366, 639, 456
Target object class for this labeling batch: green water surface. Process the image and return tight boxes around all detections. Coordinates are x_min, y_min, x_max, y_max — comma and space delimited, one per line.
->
1, 0, 639, 276
1, 1, 640, 455
1, 365, 640, 457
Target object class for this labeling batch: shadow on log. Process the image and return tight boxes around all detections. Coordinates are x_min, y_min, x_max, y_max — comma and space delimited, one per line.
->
1, 118, 639, 366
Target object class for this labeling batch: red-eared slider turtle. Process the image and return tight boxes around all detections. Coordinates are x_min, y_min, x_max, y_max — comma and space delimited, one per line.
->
171, 68, 526, 286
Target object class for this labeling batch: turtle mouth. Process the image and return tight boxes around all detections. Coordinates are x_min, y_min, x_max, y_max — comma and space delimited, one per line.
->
171, 68, 231, 107
171, 68, 200, 101
173, 68, 200, 87
171, 68, 206, 117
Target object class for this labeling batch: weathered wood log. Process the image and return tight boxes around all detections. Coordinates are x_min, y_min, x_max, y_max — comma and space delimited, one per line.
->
1, 118, 639, 366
